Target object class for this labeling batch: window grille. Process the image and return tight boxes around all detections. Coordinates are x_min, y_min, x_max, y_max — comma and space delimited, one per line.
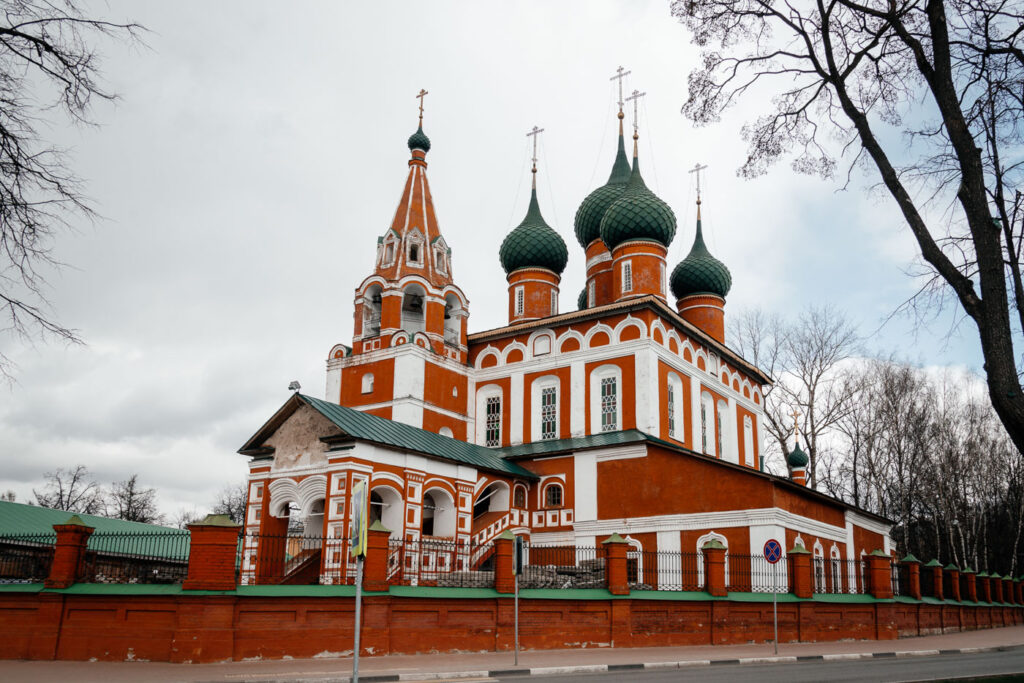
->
513, 487, 526, 508
660, 262, 666, 295
550, 289, 558, 316
701, 400, 708, 453
667, 384, 675, 438
515, 287, 524, 316
485, 396, 501, 447
587, 280, 595, 307
545, 484, 562, 507
716, 409, 723, 457
600, 377, 618, 432
541, 386, 557, 440
622, 261, 633, 293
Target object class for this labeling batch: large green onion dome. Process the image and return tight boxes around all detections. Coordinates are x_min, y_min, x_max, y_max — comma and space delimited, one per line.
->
573, 123, 632, 248
577, 287, 588, 310
407, 125, 431, 153
670, 216, 732, 299
788, 442, 809, 469
499, 187, 569, 275
599, 153, 677, 251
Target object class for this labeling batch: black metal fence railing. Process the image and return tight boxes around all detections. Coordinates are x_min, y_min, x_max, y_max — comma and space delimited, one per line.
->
521, 544, 602, 589
81, 531, 191, 584
0, 533, 56, 583
238, 533, 344, 586
728, 553, 789, 593
921, 566, 937, 597
629, 550, 701, 591
893, 562, 909, 596
388, 537, 496, 588
812, 558, 870, 594
943, 571, 954, 599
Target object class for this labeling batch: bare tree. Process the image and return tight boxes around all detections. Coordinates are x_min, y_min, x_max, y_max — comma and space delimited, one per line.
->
33, 464, 104, 514
0, 490, 14, 502
731, 305, 858, 485
211, 482, 247, 524
0, 1, 141, 378
171, 506, 202, 530
673, 0, 1024, 455
107, 474, 161, 523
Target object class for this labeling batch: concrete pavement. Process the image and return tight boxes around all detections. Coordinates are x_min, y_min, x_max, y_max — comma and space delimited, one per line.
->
1, 625, 1022, 682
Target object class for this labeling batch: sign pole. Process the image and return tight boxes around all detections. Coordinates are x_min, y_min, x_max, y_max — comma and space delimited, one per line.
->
513, 535, 522, 666
772, 563, 778, 655
514, 570, 519, 666
762, 538, 782, 657
353, 557, 363, 682
349, 480, 369, 683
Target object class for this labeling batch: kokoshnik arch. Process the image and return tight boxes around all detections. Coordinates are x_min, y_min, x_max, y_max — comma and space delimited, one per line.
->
236, 88, 892, 588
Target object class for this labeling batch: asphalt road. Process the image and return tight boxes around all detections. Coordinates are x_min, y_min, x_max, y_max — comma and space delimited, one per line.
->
494, 648, 1024, 683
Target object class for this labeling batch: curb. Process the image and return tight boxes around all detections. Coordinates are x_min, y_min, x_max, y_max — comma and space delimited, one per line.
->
239, 644, 1022, 682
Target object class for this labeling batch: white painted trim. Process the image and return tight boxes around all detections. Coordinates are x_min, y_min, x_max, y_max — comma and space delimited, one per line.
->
573, 507, 848, 542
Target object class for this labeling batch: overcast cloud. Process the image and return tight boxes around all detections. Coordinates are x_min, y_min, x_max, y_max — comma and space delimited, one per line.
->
0, 1, 983, 517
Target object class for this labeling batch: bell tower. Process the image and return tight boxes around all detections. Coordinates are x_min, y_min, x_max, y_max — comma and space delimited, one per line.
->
326, 92, 472, 439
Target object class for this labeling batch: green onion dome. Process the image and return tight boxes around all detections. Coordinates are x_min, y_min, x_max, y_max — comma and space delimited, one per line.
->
599, 153, 677, 251
577, 287, 588, 310
499, 187, 569, 275
670, 217, 732, 299
407, 125, 431, 153
788, 442, 809, 469
574, 125, 632, 248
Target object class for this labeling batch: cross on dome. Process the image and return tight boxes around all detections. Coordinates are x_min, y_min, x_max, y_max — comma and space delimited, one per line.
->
689, 162, 708, 218
625, 89, 646, 147
416, 88, 428, 125
526, 125, 544, 183
789, 407, 802, 443
610, 66, 631, 117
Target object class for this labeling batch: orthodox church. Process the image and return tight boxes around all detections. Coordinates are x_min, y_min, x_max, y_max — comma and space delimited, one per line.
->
237, 86, 892, 587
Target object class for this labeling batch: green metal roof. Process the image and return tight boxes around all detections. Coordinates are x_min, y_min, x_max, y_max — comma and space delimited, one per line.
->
293, 394, 537, 480
670, 217, 732, 300
599, 153, 677, 250
574, 125, 631, 248
497, 429, 674, 459
499, 187, 568, 275
407, 125, 431, 153
787, 442, 809, 468
0, 500, 181, 537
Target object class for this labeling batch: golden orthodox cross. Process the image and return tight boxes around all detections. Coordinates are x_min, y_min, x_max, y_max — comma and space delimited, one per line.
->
416, 89, 428, 125
526, 125, 544, 179
609, 66, 631, 114
625, 88, 646, 137
789, 407, 802, 441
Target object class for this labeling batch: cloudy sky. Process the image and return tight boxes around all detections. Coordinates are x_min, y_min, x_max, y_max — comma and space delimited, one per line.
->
0, 1, 982, 519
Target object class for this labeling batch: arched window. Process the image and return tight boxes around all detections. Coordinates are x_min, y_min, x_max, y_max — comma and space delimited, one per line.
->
513, 486, 526, 509
587, 280, 596, 307
621, 260, 633, 293
550, 288, 558, 316
444, 293, 461, 346
407, 229, 424, 266
813, 541, 825, 592
401, 283, 426, 334
531, 376, 560, 441
697, 532, 729, 586
716, 400, 726, 459
830, 545, 842, 593
476, 385, 504, 447
438, 426, 453, 438
514, 286, 525, 316
590, 364, 622, 433
667, 373, 683, 440
743, 416, 754, 467
544, 483, 563, 508
701, 392, 715, 455
422, 488, 455, 538
361, 373, 374, 394
369, 485, 403, 537
381, 232, 398, 267
363, 285, 383, 337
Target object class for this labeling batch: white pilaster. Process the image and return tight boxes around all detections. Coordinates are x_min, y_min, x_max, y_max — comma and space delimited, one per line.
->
570, 360, 585, 437
510, 371, 524, 445
573, 452, 598, 523
690, 375, 702, 452
656, 529, 681, 587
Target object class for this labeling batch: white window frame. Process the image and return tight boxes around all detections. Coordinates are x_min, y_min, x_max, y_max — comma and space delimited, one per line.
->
406, 229, 425, 267
382, 233, 399, 267
814, 541, 826, 592
514, 286, 525, 316
476, 385, 504, 447
621, 260, 633, 293
361, 373, 374, 394
659, 262, 666, 296
743, 416, 754, 467
667, 373, 683, 440
587, 280, 596, 307
696, 531, 729, 586
589, 364, 623, 435
531, 375, 561, 441
701, 391, 715, 455
550, 288, 558, 316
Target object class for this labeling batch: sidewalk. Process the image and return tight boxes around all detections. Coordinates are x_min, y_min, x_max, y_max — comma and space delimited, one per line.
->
2, 625, 1022, 683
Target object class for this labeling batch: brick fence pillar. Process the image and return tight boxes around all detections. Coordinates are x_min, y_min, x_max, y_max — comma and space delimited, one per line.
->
603, 533, 630, 596
869, 549, 894, 600
901, 554, 921, 600
994, 574, 1005, 603
44, 516, 95, 588
963, 568, 977, 603
978, 572, 992, 603
925, 560, 944, 600
362, 521, 391, 592
1016, 577, 1023, 604
183, 514, 241, 591
1003, 575, 1014, 604
945, 564, 961, 602
494, 531, 515, 594
788, 543, 812, 599
703, 539, 727, 597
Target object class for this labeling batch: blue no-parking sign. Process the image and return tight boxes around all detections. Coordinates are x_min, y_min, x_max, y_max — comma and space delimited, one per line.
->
764, 539, 783, 564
